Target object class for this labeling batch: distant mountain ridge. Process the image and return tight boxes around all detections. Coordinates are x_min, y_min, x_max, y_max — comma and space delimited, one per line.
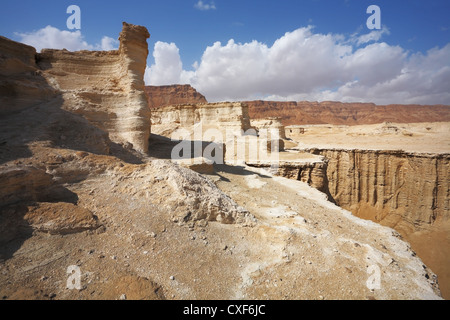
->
245, 100, 450, 126
144, 85, 450, 126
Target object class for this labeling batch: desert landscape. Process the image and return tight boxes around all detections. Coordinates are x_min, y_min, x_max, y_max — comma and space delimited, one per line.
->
0, 21, 449, 302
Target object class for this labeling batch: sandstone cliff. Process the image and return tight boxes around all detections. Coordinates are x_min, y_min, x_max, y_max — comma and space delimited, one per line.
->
302, 148, 450, 235
151, 102, 252, 139
0, 36, 58, 116
146, 85, 207, 109
36, 22, 151, 153
246, 100, 450, 126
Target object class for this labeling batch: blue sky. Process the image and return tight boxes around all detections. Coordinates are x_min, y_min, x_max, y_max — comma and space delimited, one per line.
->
1, 0, 449, 104
1, 0, 449, 67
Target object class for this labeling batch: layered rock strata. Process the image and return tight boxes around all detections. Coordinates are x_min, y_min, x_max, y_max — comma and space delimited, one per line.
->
302, 148, 450, 235
0, 36, 58, 116
246, 100, 450, 126
151, 102, 252, 139
146, 84, 207, 109
36, 22, 151, 153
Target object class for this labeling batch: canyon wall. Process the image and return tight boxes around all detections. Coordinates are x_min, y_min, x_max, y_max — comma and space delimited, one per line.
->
36, 22, 151, 153
250, 117, 287, 139
146, 85, 207, 109
246, 100, 450, 126
151, 102, 252, 139
303, 148, 450, 235
143, 86, 450, 127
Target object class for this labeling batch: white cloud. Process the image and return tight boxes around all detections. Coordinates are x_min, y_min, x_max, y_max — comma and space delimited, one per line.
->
353, 26, 390, 46
100, 36, 119, 51
194, 1, 216, 11
144, 41, 194, 86
15, 25, 119, 52
145, 27, 450, 105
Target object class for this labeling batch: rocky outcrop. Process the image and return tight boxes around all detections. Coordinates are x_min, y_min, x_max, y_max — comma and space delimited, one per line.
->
303, 148, 450, 235
248, 160, 329, 194
246, 100, 450, 126
146, 85, 207, 109
36, 22, 151, 153
151, 102, 252, 139
0, 36, 58, 116
0, 167, 55, 206
250, 117, 286, 140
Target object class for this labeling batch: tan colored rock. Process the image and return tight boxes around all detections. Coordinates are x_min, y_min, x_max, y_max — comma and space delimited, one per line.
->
151, 102, 252, 139
146, 84, 207, 109
24, 202, 100, 235
251, 117, 287, 139
0, 166, 54, 206
36, 22, 151, 153
246, 100, 450, 126
304, 148, 450, 235
0, 36, 58, 116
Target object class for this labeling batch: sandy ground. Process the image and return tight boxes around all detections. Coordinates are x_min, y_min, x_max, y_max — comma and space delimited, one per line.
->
285, 121, 450, 299
288, 122, 450, 154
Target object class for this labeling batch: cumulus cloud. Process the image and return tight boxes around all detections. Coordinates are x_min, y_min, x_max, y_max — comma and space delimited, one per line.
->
352, 27, 390, 46
145, 26, 450, 105
100, 36, 119, 51
144, 41, 194, 86
15, 25, 119, 52
194, 1, 216, 11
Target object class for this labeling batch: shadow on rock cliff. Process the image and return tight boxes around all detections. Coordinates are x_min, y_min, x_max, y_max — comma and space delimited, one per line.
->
0, 204, 33, 262
148, 133, 224, 162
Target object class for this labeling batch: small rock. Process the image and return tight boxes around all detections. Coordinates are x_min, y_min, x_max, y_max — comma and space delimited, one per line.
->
49, 293, 56, 299
119, 294, 127, 300
111, 256, 117, 260
170, 276, 175, 281
143, 251, 148, 255
223, 245, 228, 251
318, 295, 324, 300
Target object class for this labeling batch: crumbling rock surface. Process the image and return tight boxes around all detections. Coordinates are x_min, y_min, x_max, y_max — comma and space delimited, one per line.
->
36, 22, 151, 153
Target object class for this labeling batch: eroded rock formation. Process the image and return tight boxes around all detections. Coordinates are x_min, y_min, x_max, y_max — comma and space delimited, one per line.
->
151, 102, 252, 139
246, 100, 450, 126
0, 36, 58, 116
303, 148, 450, 235
146, 84, 207, 109
37, 22, 151, 152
